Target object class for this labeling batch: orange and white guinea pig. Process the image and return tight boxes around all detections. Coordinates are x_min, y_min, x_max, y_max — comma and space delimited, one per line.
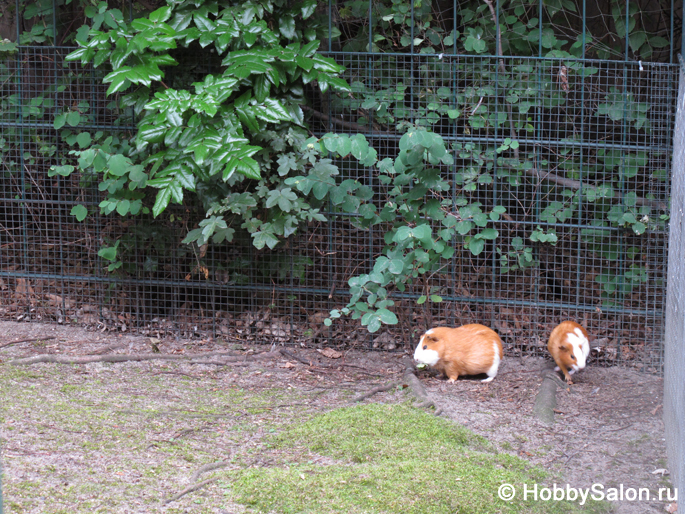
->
547, 321, 590, 384
414, 324, 504, 383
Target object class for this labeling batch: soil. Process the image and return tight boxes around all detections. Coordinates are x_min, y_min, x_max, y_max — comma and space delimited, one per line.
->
0, 321, 673, 513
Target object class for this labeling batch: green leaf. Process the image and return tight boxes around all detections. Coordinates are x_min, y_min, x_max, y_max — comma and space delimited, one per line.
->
70, 204, 88, 221
300, 0, 317, 19
66, 111, 81, 126
105, 75, 131, 95
116, 199, 131, 216
49, 164, 74, 177
477, 228, 499, 240
412, 224, 432, 245
149, 6, 172, 23
376, 308, 398, 325
233, 156, 261, 180
76, 132, 92, 148
311, 54, 344, 74
253, 230, 280, 250
139, 124, 167, 143
253, 74, 270, 103
153, 187, 172, 217
53, 113, 67, 130
388, 259, 405, 274
394, 226, 412, 242
108, 154, 129, 176
98, 242, 119, 262
468, 238, 485, 256
279, 17, 296, 39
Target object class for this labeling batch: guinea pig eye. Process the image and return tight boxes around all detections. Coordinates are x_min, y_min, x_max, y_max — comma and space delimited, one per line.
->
571, 355, 576, 360
423, 345, 427, 350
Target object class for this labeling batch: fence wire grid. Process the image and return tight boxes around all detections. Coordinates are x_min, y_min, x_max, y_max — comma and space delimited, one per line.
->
0, 0, 681, 376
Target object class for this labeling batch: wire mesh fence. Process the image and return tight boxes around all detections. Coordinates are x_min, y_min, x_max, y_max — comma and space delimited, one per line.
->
0, 1, 680, 374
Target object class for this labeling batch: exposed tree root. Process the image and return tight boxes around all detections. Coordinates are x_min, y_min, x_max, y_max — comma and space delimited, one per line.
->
351, 381, 400, 403
86, 343, 126, 355
9, 349, 281, 366
0, 336, 56, 349
351, 361, 442, 416
163, 477, 218, 505
190, 459, 234, 484
164, 455, 237, 505
533, 371, 563, 424
403, 366, 443, 416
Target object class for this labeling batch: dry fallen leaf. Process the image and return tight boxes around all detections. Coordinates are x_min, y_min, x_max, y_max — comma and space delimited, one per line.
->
665, 502, 677, 513
317, 348, 343, 359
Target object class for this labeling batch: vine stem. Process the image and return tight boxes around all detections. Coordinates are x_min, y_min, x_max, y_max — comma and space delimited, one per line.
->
483, 0, 520, 161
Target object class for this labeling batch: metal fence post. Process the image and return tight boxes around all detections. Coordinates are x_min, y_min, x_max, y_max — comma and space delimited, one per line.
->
664, 53, 685, 508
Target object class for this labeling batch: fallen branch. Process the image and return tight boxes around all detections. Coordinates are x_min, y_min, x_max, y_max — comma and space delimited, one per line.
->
0, 336, 56, 349
163, 477, 217, 505
10, 349, 281, 366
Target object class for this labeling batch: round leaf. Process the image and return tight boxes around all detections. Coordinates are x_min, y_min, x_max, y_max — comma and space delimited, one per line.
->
70, 204, 88, 221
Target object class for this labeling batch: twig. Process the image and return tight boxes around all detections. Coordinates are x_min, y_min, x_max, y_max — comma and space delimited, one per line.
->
154, 371, 203, 380
601, 423, 634, 433
0, 336, 56, 349
163, 477, 217, 505
563, 442, 590, 465
279, 348, 312, 366
301, 105, 394, 135
517, 164, 665, 208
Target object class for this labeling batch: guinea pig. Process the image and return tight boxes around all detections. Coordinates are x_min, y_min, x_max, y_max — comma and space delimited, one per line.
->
547, 320, 590, 384
414, 324, 504, 383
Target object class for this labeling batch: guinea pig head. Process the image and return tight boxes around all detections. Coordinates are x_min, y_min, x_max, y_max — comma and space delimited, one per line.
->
565, 328, 588, 371
566, 328, 587, 371
414, 330, 440, 366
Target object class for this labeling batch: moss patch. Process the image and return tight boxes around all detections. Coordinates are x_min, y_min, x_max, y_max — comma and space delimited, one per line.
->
228, 404, 612, 514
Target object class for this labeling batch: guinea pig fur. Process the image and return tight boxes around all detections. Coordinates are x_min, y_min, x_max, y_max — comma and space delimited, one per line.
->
547, 321, 590, 384
414, 324, 503, 383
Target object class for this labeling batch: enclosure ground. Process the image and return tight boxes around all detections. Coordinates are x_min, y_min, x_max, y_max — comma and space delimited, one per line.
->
0, 321, 672, 513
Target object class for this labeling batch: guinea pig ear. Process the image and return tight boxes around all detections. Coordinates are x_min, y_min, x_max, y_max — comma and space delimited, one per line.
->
426, 335, 438, 343
558, 344, 568, 352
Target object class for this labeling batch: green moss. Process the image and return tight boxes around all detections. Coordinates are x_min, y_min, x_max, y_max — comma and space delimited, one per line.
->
228, 404, 611, 514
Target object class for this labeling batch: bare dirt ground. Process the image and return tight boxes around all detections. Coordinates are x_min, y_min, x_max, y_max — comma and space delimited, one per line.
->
0, 321, 673, 513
